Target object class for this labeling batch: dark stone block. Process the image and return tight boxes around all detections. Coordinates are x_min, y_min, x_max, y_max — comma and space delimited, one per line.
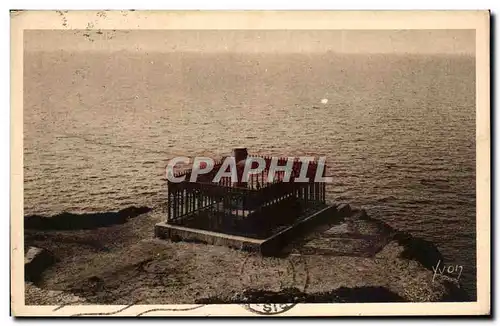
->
336, 203, 352, 216
393, 232, 444, 271
25, 246, 55, 283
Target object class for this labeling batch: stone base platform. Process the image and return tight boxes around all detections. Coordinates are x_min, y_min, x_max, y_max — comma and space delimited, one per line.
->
155, 204, 339, 256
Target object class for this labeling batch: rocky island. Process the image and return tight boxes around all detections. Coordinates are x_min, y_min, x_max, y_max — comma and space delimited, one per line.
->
24, 203, 469, 305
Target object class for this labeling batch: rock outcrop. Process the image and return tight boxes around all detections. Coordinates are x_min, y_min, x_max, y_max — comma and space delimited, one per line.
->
24, 206, 152, 230
197, 286, 406, 304
25, 246, 56, 283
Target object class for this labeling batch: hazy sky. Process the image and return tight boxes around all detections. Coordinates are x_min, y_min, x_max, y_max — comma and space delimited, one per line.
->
25, 30, 475, 55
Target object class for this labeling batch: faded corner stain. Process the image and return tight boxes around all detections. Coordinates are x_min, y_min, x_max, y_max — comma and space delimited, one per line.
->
10, 10, 25, 18
56, 10, 69, 28
96, 11, 107, 19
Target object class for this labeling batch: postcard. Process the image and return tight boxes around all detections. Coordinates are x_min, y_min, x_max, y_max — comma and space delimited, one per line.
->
11, 10, 490, 316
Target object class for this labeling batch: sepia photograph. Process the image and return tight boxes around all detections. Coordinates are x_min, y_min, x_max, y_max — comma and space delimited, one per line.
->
11, 10, 490, 316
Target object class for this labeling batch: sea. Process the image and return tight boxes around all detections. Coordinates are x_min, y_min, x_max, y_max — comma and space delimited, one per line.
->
23, 51, 476, 299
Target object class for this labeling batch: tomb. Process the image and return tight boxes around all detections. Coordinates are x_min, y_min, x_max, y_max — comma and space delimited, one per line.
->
155, 148, 337, 255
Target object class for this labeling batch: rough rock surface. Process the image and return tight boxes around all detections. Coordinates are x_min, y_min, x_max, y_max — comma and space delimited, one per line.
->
24, 205, 469, 305
25, 283, 86, 306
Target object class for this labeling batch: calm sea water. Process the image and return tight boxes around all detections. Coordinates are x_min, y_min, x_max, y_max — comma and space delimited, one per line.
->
24, 51, 476, 298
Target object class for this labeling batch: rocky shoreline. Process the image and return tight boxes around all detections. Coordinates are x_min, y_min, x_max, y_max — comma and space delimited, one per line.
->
24, 204, 470, 305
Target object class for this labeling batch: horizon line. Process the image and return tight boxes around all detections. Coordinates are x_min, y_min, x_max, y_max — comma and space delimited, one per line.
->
24, 49, 476, 56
